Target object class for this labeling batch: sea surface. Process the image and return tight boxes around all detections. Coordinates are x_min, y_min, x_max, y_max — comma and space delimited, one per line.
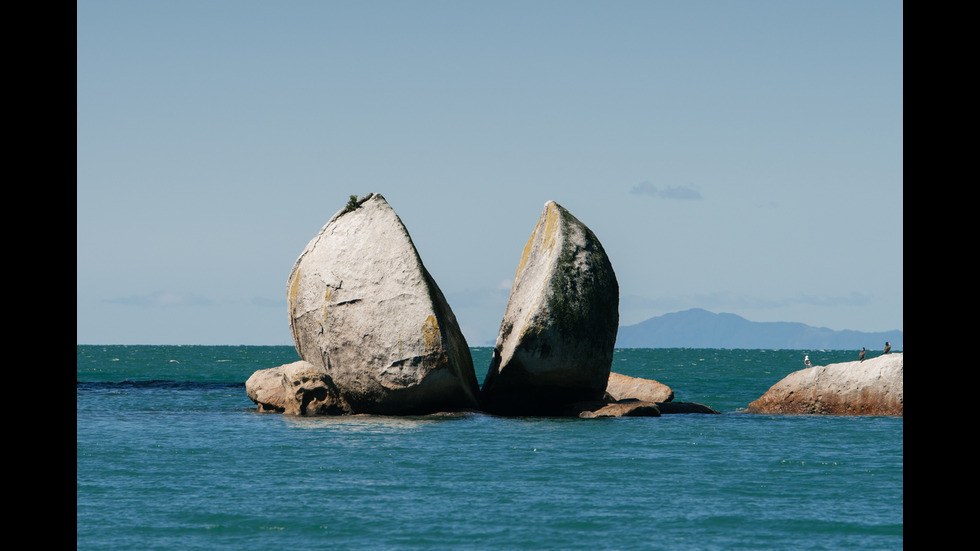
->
77, 346, 903, 550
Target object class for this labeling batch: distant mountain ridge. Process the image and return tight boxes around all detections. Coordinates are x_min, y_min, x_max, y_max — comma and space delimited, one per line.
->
615, 308, 903, 350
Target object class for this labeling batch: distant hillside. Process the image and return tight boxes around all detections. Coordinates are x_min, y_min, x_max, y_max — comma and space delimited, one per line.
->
615, 308, 903, 350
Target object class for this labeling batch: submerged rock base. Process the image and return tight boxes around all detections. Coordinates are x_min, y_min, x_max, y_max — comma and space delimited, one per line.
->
246, 365, 717, 418
246, 194, 718, 418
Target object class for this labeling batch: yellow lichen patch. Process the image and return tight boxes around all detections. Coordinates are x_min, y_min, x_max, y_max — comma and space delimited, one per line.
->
514, 232, 536, 282
540, 202, 560, 255
322, 287, 332, 325
288, 269, 301, 315
514, 202, 561, 281
422, 315, 440, 350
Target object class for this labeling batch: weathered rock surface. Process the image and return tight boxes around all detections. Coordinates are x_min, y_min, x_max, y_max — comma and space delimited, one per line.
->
745, 352, 903, 416
481, 201, 619, 414
246, 360, 352, 416
605, 372, 674, 403
601, 373, 717, 414
281, 193, 480, 415
567, 399, 661, 418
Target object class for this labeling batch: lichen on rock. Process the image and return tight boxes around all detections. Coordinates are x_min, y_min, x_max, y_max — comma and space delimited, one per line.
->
269, 193, 480, 415
481, 200, 619, 414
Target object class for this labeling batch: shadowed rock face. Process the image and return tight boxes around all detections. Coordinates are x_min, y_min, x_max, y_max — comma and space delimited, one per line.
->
282, 193, 480, 415
746, 352, 903, 416
481, 200, 619, 414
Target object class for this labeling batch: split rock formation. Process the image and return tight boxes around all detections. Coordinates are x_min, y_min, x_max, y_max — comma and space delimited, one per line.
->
245, 194, 720, 418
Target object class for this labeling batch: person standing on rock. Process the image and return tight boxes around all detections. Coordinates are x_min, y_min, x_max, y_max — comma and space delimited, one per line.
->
883, 342, 891, 354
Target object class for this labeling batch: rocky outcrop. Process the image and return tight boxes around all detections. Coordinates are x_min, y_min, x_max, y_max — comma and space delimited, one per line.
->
605, 372, 674, 403
745, 352, 903, 416
563, 398, 718, 417
246, 360, 352, 416
244, 194, 723, 419
279, 193, 480, 415
567, 399, 661, 418
480, 201, 619, 414
600, 373, 717, 414
656, 401, 719, 414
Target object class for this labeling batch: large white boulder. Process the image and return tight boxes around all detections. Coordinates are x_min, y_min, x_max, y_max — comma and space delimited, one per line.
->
746, 352, 903, 416
481, 200, 619, 414
282, 193, 480, 415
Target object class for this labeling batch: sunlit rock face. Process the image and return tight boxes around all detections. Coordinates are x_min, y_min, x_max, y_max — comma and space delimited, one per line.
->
481, 200, 619, 415
746, 353, 903, 416
285, 193, 480, 415
605, 372, 674, 404
245, 360, 352, 416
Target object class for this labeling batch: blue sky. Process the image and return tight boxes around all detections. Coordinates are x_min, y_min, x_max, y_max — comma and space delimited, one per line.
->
77, 1, 903, 346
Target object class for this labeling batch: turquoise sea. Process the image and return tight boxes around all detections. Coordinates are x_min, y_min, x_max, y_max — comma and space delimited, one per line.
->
77, 345, 903, 550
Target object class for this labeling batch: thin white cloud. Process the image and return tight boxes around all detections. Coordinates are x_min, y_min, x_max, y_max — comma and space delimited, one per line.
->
629, 181, 703, 200
102, 291, 213, 307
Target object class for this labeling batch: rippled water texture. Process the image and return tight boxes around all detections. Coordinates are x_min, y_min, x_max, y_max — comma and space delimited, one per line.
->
77, 346, 902, 550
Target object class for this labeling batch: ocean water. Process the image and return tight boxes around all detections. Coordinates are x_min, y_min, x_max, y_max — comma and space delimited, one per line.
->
77, 346, 903, 550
